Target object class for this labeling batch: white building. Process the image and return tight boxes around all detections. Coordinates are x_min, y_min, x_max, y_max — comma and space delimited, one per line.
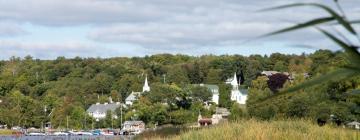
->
125, 75, 150, 105
125, 92, 141, 105
87, 101, 121, 120
122, 121, 145, 133
198, 84, 219, 105
228, 72, 248, 104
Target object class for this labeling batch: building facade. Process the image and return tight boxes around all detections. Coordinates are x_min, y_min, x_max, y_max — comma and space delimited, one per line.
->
87, 101, 121, 120
125, 75, 150, 105
228, 72, 247, 104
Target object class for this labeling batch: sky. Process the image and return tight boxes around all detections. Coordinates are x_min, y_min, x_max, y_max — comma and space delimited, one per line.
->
0, 0, 359, 60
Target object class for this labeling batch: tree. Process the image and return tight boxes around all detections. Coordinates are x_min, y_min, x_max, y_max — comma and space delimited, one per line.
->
219, 84, 232, 108
267, 73, 288, 93
190, 86, 212, 103
229, 103, 247, 121
93, 73, 113, 95
205, 69, 222, 84
286, 96, 309, 118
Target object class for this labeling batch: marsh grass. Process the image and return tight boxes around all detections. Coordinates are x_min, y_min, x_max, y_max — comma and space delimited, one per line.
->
164, 119, 359, 140
0, 129, 15, 135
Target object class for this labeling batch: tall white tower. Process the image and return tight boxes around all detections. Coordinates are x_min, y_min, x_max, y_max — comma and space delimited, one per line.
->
142, 75, 150, 92
231, 72, 239, 90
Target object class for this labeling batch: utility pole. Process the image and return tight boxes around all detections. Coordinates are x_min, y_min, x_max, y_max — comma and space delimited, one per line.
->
66, 116, 69, 131
44, 105, 47, 133
120, 104, 123, 129
84, 96, 87, 130
111, 115, 114, 129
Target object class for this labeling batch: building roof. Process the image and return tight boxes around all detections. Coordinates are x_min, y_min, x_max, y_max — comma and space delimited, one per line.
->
124, 121, 144, 125
197, 84, 219, 94
347, 121, 360, 126
125, 92, 141, 101
216, 107, 231, 116
198, 119, 212, 123
239, 89, 248, 95
87, 103, 121, 113
261, 71, 279, 76
200, 84, 219, 90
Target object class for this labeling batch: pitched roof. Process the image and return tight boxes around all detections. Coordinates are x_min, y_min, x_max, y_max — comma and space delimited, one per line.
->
125, 92, 141, 101
261, 71, 279, 76
124, 121, 144, 125
86, 103, 121, 113
239, 89, 248, 95
347, 121, 360, 126
201, 84, 219, 91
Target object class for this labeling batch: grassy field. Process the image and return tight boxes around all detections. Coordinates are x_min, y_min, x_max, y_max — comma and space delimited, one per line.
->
0, 129, 15, 135
150, 119, 359, 140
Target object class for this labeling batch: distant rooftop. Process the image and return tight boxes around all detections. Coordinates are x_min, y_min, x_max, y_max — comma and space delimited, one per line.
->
198, 84, 219, 91
125, 92, 141, 101
87, 102, 121, 113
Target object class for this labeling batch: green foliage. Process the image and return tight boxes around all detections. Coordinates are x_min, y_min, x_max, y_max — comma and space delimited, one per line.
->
229, 103, 247, 121
259, 1, 360, 95
190, 86, 212, 103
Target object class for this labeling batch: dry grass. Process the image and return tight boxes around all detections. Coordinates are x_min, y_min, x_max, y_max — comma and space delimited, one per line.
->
0, 129, 15, 135
161, 119, 359, 140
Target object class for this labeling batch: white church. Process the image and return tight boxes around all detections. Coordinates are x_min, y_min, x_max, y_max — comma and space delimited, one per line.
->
125, 75, 150, 105
227, 72, 248, 104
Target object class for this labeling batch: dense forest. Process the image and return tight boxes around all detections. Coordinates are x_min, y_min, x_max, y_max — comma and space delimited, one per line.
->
0, 49, 359, 129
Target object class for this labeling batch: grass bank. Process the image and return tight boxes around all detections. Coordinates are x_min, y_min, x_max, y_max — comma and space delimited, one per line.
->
155, 119, 359, 140
0, 129, 15, 135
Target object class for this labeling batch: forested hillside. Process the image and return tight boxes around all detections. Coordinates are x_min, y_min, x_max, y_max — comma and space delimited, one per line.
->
0, 50, 359, 129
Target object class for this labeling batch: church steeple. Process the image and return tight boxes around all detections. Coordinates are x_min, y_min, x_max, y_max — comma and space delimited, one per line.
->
231, 72, 238, 89
142, 75, 150, 92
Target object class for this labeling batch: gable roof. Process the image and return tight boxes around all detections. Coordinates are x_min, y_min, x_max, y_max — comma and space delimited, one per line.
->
125, 92, 141, 101
239, 89, 248, 95
87, 103, 120, 113
124, 121, 144, 125
203, 84, 219, 91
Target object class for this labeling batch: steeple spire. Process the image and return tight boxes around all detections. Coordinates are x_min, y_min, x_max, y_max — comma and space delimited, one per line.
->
231, 72, 238, 86
142, 75, 150, 92
231, 72, 239, 90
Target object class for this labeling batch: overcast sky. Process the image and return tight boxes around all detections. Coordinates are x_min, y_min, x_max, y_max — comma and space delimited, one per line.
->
0, 0, 359, 60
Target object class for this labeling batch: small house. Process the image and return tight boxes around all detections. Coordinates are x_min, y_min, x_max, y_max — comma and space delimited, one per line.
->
122, 121, 145, 133
87, 101, 121, 120
346, 121, 360, 130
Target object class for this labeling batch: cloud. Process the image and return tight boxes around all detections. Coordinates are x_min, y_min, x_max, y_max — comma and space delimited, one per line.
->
0, 21, 27, 37
0, 0, 358, 59
0, 40, 145, 59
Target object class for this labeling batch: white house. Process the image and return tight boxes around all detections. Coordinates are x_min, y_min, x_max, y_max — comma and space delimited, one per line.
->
347, 121, 360, 130
125, 75, 150, 105
228, 72, 247, 104
125, 92, 141, 105
87, 101, 121, 120
122, 121, 145, 133
198, 84, 219, 105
